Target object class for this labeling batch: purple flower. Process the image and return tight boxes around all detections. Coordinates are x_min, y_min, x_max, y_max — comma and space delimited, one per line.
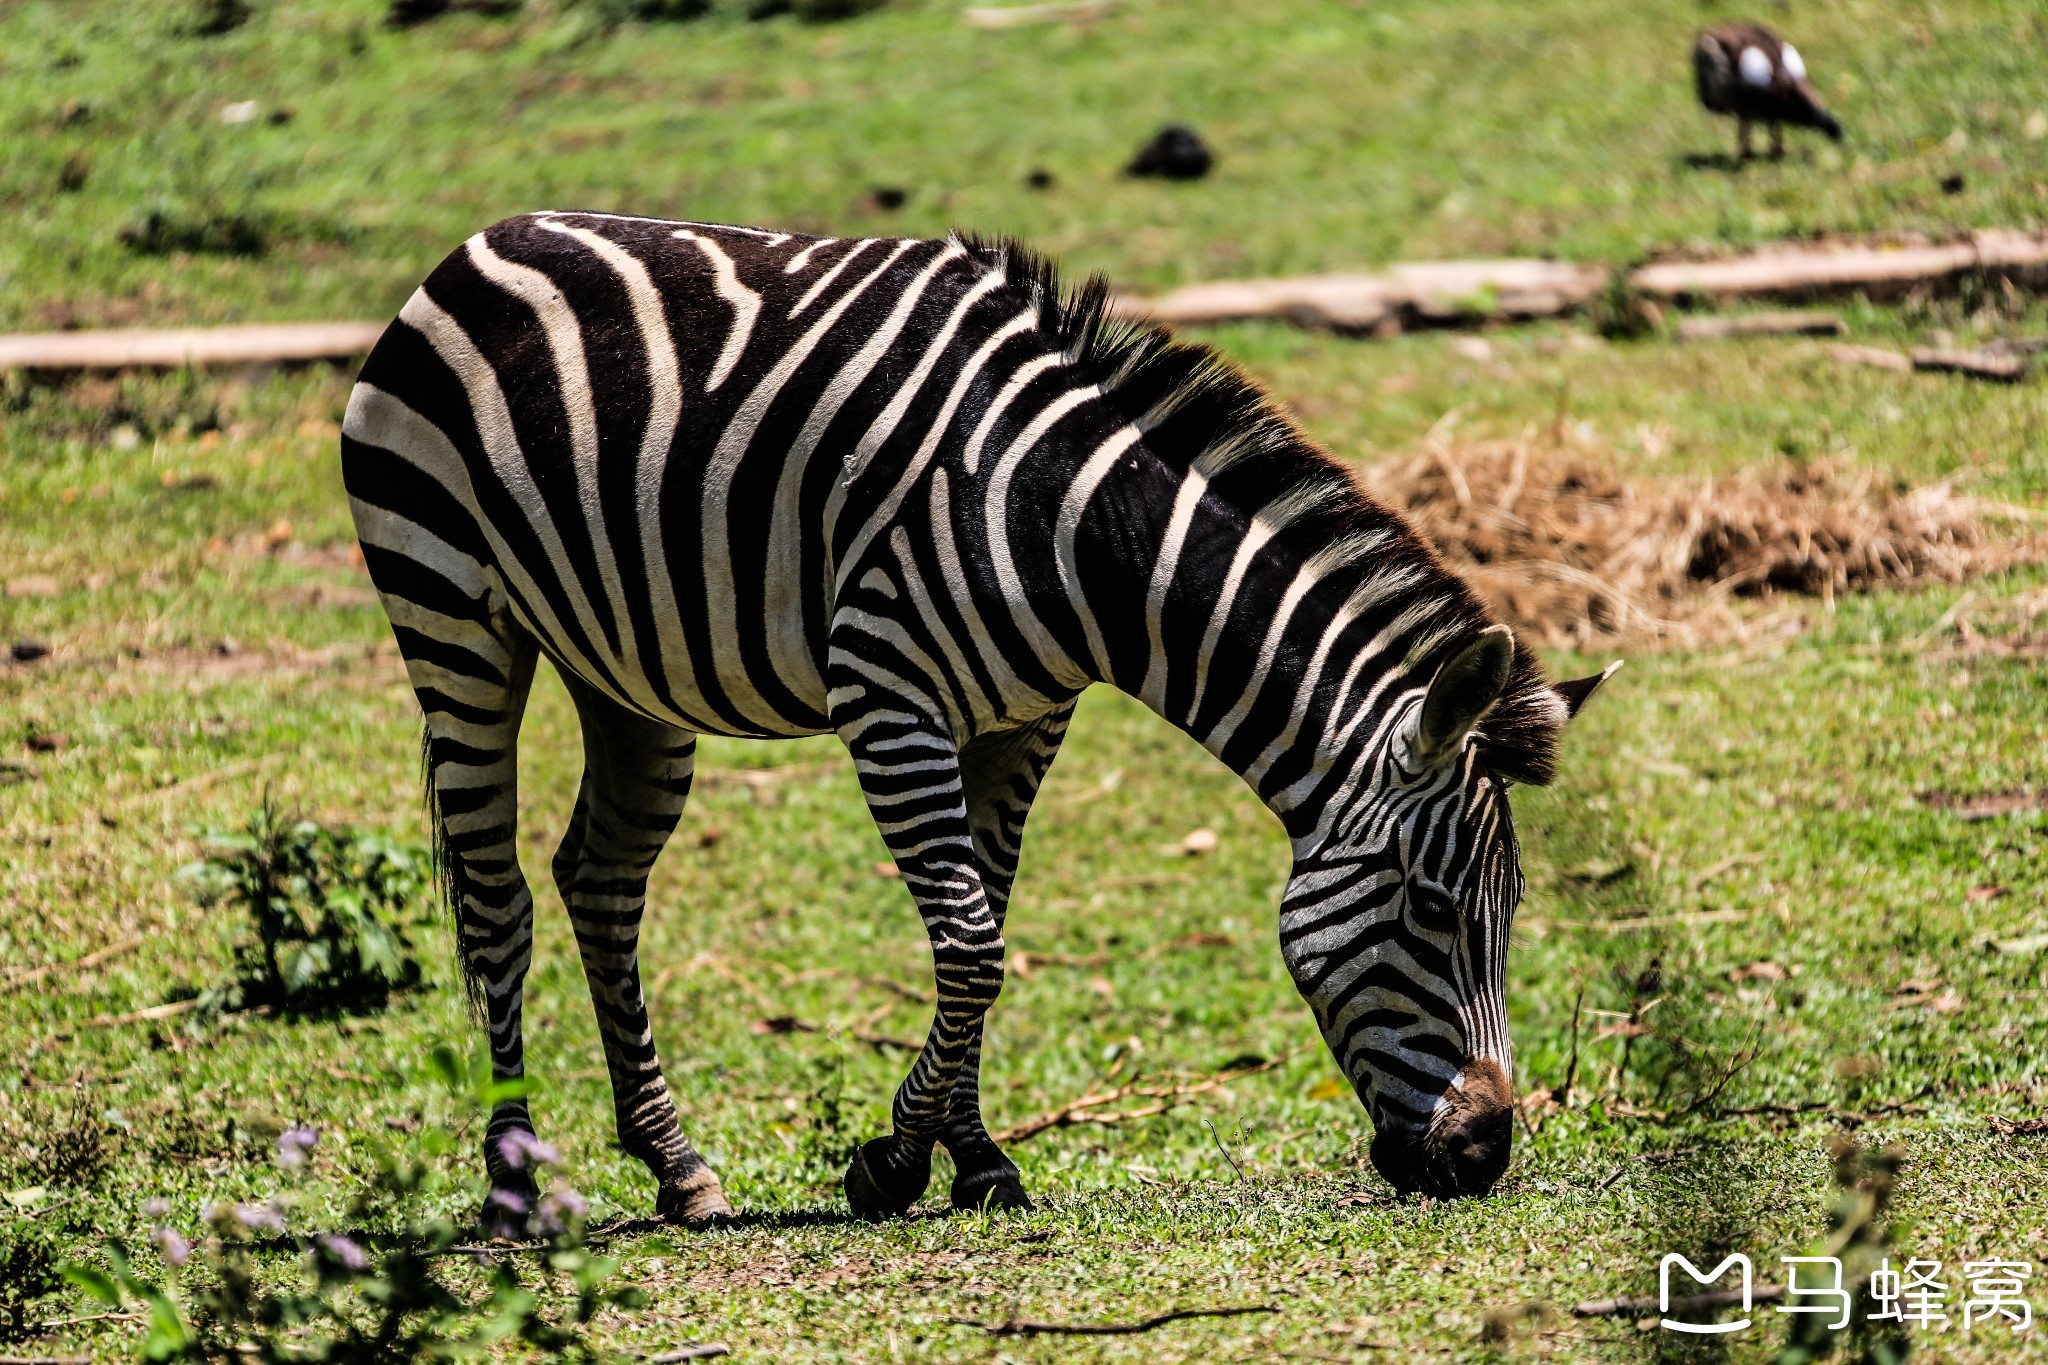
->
317, 1234, 369, 1274
151, 1227, 191, 1268
494, 1130, 559, 1172
276, 1125, 320, 1168
485, 1188, 531, 1216
141, 1197, 171, 1219
207, 1202, 287, 1237
532, 1183, 588, 1237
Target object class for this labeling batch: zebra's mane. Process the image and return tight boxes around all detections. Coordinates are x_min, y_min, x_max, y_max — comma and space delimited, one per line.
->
957, 234, 1568, 786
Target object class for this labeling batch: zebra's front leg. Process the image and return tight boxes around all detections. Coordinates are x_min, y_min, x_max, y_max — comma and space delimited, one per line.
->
940, 706, 1075, 1212
840, 725, 1006, 1219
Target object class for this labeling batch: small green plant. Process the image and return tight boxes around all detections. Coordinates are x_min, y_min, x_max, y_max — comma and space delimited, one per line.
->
179, 800, 430, 1014
0, 1225, 66, 1344
1588, 266, 1661, 340
63, 1054, 645, 1363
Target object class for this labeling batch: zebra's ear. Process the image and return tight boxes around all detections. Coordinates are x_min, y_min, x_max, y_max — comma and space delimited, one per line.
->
1413, 624, 1515, 768
1554, 660, 1623, 721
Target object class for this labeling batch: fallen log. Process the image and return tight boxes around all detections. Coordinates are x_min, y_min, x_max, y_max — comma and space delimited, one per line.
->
1632, 229, 2048, 304
0, 321, 385, 372
1910, 346, 2029, 382
1675, 311, 1844, 340
1826, 343, 1914, 372
962, 0, 1112, 26
1119, 259, 1608, 334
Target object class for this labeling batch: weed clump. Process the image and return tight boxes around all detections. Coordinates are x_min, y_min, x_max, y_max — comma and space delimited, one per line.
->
0, 1226, 65, 1344
179, 800, 430, 1014
1371, 435, 2039, 646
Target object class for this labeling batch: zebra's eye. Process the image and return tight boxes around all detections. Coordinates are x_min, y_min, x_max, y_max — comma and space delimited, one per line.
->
1407, 878, 1460, 933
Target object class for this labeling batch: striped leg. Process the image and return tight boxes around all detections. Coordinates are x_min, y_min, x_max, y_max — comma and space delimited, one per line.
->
838, 716, 1004, 1218
408, 621, 546, 1235
942, 704, 1075, 1212
554, 678, 731, 1224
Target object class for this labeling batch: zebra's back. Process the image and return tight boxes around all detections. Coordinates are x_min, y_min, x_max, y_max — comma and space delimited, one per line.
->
342, 212, 1042, 740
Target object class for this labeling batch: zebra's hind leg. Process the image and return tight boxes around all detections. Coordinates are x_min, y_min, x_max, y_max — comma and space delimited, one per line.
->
554, 676, 731, 1225
942, 705, 1075, 1213
408, 621, 546, 1236
838, 718, 1005, 1219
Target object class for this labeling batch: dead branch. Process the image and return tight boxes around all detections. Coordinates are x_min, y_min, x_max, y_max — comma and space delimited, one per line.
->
749, 1014, 921, 1054
644, 1346, 730, 1362
992, 1048, 1303, 1144
1, 935, 143, 995
1572, 1284, 1784, 1319
949, 1305, 1278, 1336
1988, 1114, 2048, 1136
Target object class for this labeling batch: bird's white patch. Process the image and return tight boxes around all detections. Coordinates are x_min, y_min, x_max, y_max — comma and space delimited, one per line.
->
1780, 43, 1806, 80
1739, 46, 1774, 88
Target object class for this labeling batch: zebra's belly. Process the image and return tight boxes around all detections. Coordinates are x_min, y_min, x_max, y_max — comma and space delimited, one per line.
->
508, 591, 835, 741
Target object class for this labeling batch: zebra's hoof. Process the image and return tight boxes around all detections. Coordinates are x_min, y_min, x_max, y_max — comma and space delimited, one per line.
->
950, 1165, 1032, 1213
844, 1136, 929, 1219
478, 1179, 540, 1240
657, 1168, 734, 1226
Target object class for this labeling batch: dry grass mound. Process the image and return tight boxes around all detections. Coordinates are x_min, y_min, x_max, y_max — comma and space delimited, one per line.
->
1367, 433, 2039, 647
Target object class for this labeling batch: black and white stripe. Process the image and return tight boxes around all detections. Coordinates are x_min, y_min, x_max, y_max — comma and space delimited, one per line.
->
342, 213, 1609, 1214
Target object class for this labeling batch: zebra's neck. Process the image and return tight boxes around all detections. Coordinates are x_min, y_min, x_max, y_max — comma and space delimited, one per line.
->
1048, 432, 1479, 843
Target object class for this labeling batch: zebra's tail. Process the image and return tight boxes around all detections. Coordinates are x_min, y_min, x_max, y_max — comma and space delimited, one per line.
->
419, 726, 488, 1023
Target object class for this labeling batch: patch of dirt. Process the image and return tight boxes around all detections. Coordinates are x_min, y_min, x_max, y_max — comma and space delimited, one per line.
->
1367, 433, 2042, 647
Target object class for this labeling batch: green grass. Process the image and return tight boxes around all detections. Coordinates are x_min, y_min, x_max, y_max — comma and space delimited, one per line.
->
2, 0, 2046, 328
8, 0, 2048, 1360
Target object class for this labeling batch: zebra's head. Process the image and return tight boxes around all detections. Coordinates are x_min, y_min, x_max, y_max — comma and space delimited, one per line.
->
1280, 625, 1614, 1198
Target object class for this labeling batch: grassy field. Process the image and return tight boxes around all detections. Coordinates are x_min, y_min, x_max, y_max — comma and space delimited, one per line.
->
7, 1, 2048, 1361
2, 0, 2046, 326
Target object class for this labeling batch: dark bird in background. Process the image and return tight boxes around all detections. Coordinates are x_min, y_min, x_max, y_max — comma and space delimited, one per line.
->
1693, 23, 1842, 160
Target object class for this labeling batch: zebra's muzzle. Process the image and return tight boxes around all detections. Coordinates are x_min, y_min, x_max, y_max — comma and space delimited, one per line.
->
1368, 1058, 1514, 1198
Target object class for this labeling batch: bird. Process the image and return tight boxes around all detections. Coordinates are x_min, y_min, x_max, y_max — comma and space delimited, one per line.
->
1692, 23, 1842, 160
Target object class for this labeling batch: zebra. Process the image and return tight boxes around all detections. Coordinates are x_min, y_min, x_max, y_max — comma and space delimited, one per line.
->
341, 212, 1615, 1222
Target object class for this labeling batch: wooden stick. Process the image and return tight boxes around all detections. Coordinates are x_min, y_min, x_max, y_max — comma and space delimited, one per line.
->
1675, 311, 1845, 340
992, 1048, 1302, 1143
949, 1305, 1278, 1336
0, 322, 384, 371
1572, 1285, 1784, 1319
75, 997, 204, 1030
646, 1348, 730, 1363
0, 935, 143, 995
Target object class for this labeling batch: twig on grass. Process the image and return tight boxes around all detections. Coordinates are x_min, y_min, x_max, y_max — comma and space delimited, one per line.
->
0, 1355, 93, 1365
749, 1014, 922, 1054
949, 1305, 1278, 1337
1202, 1119, 1246, 1181
0, 935, 144, 995
1573, 1284, 1784, 1318
641, 1346, 729, 1362
991, 1048, 1305, 1144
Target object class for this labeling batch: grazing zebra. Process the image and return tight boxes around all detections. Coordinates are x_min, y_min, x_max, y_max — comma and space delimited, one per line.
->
341, 212, 1613, 1221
